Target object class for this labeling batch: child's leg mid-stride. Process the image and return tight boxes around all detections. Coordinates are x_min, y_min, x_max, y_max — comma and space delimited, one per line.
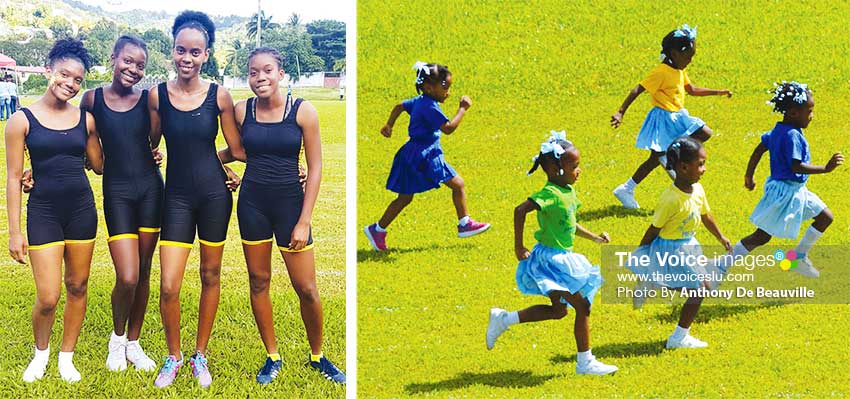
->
486, 291, 617, 375
666, 292, 707, 349
444, 176, 490, 238
690, 125, 713, 143
614, 151, 664, 209
364, 194, 414, 252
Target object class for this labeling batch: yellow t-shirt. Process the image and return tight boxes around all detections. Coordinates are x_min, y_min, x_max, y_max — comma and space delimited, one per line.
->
640, 63, 691, 112
652, 183, 710, 240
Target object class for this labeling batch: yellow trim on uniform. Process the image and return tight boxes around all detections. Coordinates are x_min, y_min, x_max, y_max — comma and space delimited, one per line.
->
279, 243, 314, 253
65, 238, 96, 244
198, 239, 226, 247
241, 238, 273, 245
108, 233, 139, 242
160, 240, 193, 248
28, 241, 65, 250
138, 227, 161, 233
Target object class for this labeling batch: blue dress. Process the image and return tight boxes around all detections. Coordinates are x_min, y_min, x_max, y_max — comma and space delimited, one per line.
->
385, 95, 457, 194
749, 123, 826, 239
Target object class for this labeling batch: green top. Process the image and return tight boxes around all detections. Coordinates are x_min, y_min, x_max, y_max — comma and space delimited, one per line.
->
529, 182, 580, 251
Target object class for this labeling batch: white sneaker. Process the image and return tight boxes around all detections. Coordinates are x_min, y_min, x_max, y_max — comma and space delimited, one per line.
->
486, 308, 509, 350
613, 184, 640, 209
22, 350, 49, 383
58, 352, 81, 383
666, 334, 708, 349
106, 332, 127, 371
792, 257, 820, 278
576, 358, 618, 375
126, 340, 157, 371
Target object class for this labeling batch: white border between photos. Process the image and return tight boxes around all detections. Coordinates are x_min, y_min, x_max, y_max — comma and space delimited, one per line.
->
344, 0, 357, 396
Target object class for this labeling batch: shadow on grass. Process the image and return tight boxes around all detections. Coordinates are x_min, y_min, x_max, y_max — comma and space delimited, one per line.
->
357, 242, 475, 263
577, 205, 653, 222
653, 302, 787, 324
404, 369, 559, 394
550, 339, 666, 363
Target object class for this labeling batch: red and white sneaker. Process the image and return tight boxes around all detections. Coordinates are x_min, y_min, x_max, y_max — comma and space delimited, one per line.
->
458, 219, 491, 238
364, 223, 388, 251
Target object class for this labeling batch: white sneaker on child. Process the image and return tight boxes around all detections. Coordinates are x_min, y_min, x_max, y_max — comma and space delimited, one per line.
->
613, 184, 640, 209
666, 334, 708, 349
58, 352, 81, 383
486, 308, 509, 350
126, 340, 157, 371
106, 332, 127, 371
576, 358, 618, 375
792, 257, 820, 278
22, 348, 49, 383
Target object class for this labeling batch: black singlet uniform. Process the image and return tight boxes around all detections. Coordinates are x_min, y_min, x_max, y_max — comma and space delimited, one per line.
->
22, 108, 97, 249
237, 97, 313, 251
157, 82, 232, 248
90, 88, 164, 241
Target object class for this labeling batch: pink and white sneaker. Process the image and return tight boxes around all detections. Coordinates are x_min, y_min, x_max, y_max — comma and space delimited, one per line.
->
154, 354, 183, 388
458, 219, 491, 238
364, 223, 388, 251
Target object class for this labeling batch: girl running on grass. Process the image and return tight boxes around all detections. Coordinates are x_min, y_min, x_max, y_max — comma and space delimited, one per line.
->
611, 24, 732, 209
5, 38, 103, 383
628, 137, 731, 349
485, 131, 617, 376
731, 82, 843, 277
363, 62, 489, 251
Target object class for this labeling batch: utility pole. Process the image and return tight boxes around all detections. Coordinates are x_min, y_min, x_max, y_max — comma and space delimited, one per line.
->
256, 0, 262, 47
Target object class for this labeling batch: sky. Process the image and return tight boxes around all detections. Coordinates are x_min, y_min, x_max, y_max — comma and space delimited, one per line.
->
81, 0, 352, 23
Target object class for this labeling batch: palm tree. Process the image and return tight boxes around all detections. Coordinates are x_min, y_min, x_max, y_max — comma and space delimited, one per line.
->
245, 11, 280, 42
287, 13, 301, 27
225, 39, 243, 76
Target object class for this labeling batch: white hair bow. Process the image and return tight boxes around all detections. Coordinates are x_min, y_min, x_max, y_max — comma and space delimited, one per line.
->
413, 61, 430, 85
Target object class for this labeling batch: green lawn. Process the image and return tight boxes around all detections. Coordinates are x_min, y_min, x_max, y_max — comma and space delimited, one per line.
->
0, 88, 346, 397
357, 1, 850, 397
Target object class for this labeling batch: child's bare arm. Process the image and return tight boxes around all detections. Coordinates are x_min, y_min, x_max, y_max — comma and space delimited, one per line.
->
685, 84, 732, 97
380, 103, 405, 138
440, 96, 471, 134
576, 223, 610, 243
638, 225, 661, 247
701, 213, 731, 251
791, 153, 845, 175
611, 84, 645, 128
744, 143, 768, 190
514, 200, 537, 260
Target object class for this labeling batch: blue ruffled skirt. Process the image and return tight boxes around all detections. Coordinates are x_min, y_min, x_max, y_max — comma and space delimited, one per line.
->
386, 139, 457, 194
749, 179, 826, 239
635, 107, 705, 152
628, 237, 707, 289
516, 243, 603, 306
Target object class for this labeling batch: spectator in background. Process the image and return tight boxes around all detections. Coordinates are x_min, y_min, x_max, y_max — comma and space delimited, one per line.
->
7, 75, 19, 114
0, 75, 10, 121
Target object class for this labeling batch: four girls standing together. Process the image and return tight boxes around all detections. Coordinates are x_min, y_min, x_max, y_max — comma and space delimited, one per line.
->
4, 10, 344, 387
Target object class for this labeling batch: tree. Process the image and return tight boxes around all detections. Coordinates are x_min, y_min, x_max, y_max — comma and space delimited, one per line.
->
333, 58, 345, 73
225, 39, 246, 76
287, 13, 301, 27
201, 48, 221, 81
262, 26, 323, 77
142, 28, 172, 57
82, 18, 121, 65
0, 37, 53, 66
245, 11, 280, 44
144, 50, 171, 78
47, 16, 75, 40
306, 20, 345, 71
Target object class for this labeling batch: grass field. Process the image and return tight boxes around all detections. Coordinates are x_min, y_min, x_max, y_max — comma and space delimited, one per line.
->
0, 88, 346, 397
357, 1, 850, 397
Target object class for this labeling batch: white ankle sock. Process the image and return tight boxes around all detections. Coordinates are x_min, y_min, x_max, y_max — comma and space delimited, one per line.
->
672, 325, 689, 339
577, 349, 593, 364
505, 311, 519, 326
458, 215, 471, 226
374, 223, 386, 233
623, 178, 637, 191
795, 226, 823, 258
732, 241, 749, 258
34, 346, 50, 362
58, 351, 81, 382
111, 331, 127, 342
